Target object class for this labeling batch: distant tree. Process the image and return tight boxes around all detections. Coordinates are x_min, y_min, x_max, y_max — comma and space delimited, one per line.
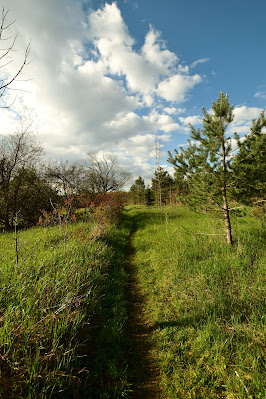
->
82, 152, 131, 193
129, 176, 146, 204
46, 160, 83, 196
0, 7, 30, 108
145, 186, 153, 205
0, 111, 43, 228
8, 167, 59, 226
173, 168, 189, 199
151, 167, 174, 206
168, 92, 236, 244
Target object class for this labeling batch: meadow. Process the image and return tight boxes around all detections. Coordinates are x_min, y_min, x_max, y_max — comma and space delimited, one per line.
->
0, 204, 265, 398
126, 205, 265, 399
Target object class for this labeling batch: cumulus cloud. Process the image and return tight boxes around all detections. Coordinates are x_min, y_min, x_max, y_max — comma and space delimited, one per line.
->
157, 73, 202, 102
164, 107, 186, 115
87, 3, 201, 104
233, 106, 263, 122
0, 0, 206, 181
179, 115, 202, 125
141, 27, 178, 74
228, 106, 263, 135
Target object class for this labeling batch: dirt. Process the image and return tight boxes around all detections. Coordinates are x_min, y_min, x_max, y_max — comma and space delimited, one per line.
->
125, 217, 162, 399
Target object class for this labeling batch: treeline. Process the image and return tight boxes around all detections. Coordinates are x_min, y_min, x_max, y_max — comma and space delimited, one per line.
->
0, 114, 131, 229
129, 93, 265, 244
128, 168, 177, 206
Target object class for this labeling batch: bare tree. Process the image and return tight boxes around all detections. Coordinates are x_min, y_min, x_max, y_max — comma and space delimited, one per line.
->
0, 7, 30, 108
46, 160, 84, 196
82, 152, 131, 193
0, 109, 43, 228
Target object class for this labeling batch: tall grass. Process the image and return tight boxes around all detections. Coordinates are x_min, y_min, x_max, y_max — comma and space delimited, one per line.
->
127, 205, 265, 399
1, 204, 264, 398
0, 213, 132, 398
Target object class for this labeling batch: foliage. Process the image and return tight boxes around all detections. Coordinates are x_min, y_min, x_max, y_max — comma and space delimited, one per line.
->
168, 93, 235, 243
232, 111, 266, 202
145, 186, 153, 205
168, 92, 266, 244
6, 168, 59, 226
168, 93, 234, 209
0, 111, 44, 228
129, 176, 146, 204
173, 168, 189, 198
151, 166, 175, 206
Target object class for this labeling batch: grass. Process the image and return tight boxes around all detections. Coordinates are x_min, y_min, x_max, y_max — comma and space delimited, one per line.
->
0, 213, 133, 398
0, 204, 265, 398
78, 213, 134, 398
125, 205, 265, 399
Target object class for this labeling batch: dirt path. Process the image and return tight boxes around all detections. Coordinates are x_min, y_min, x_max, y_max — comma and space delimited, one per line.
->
125, 216, 162, 399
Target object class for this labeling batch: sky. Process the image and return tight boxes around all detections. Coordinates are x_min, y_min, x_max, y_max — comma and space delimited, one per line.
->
0, 0, 265, 186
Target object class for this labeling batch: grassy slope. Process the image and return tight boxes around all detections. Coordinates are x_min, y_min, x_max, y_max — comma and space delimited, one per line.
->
127, 205, 265, 399
0, 215, 133, 398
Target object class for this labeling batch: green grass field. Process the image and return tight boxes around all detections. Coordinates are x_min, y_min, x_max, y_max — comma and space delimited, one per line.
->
0, 205, 265, 398
126, 205, 265, 399
0, 216, 132, 398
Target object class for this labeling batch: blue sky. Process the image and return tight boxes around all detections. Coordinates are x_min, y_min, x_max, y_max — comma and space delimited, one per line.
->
116, 0, 266, 109
1, 0, 265, 185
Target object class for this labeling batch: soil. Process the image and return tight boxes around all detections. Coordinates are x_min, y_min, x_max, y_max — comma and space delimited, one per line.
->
125, 217, 162, 399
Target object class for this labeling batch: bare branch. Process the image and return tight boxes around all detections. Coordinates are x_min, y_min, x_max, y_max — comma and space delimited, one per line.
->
0, 8, 30, 108
82, 152, 131, 193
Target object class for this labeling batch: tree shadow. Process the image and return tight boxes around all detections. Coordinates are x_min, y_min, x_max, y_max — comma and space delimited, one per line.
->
132, 209, 182, 230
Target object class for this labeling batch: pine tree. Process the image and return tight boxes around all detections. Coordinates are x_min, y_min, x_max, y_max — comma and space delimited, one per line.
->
151, 167, 174, 206
232, 112, 266, 228
144, 186, 153, 205
129, 176, 146, 204
168, 92, 236, 244
232, 111, 266, 202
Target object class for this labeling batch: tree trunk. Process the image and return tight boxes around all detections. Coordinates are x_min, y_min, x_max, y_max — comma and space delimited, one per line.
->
221, 125, 233, 245
222, 187, 233, 244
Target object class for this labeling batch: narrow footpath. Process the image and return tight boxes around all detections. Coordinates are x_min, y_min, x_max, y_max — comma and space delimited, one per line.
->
125, 215, 162, 399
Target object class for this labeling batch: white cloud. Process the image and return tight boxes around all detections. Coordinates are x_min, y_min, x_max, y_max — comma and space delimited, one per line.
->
255, 91, 266, 99
87, 3, 202, 103
228, 106, 263, 135
179, 115, 202, 125
191, 58, 209, 68
157, 73, 202, 102
164, 107, 186, 115
113, 132, 174, 186
0, 1, 206, 182
88, 3, 134, 46
141, 27, 178, 74
143, 111, 181, 132
233, 106, 262, 122
0, 109, 18, 135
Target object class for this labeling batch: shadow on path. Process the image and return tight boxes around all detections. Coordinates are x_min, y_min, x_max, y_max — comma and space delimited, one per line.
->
125, 215, 162, 399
